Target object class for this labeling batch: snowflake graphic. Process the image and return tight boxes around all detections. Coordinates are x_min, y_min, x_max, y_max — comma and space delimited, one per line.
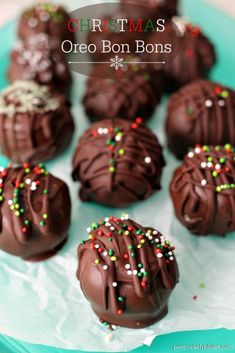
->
110, 55, 124, 70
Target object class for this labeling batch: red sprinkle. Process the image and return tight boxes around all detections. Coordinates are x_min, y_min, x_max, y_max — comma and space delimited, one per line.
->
128, 226, 133, 231
141, 281, 147, 288
22, 227, 27, 233
136, 117, 143, 124
123, 253, 129, 259
131, 123, 138, 129
98, 230, 103, 236
117, 309, 123, 315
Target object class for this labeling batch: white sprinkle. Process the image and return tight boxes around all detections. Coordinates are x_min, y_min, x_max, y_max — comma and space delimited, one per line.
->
188, 152, 194, 158
0, 167, 4, 172
105, 222, 111, 227
40, 12, 50, 22
207, 162, 213, 168
155, 238, 160, 243
218, 100, 225, 107
115, 135, 122, 141
144, 156, 151, 164
105, 217, 110, 222
28, 17, 38, 28
103, 265, 108, 270
215, 164, 221, 170
0, 179, 2, 183
110, 226, 115, 231
112, 282, 117, 287
140, 268, 145, 273
168, 251, 173, 255
195, 147, 201, 154
103, 251, 108, 256
103, 128, 108, 134
125, 264, 131, 269
132, 270, 138, 275
31, 185, 37, 191
205, 99, 213, 108
153, 230, 158, 235
169, 256, 174, 261
148, 236, 153, 240
95, 244, 99, 249
26, 178, 31, 184
201, 162, 207, 168
201, 179, 207, 186
127, 270, 132, 275
98, 128, 104, 134
8, 200, 13, 205
86, 227, 91, 233
157, 253, 163, 258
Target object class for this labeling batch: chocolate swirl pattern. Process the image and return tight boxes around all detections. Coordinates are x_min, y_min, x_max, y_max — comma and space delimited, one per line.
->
0, 81, 74, 164
72, 118, 165, 207
166, 80, 235, 158
170, 145, 235, 235
77, 214, 179, 328
0, 164, 71, 261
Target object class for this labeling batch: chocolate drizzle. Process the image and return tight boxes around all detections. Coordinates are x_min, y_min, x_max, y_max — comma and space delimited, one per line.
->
72, 118, 165, 207
77, 215, 178, 328
0, 164, 71, 260
83, 64, 160, 122
170, 145, 235, 235
166, 80, 235, 158
0, 81, 74, 164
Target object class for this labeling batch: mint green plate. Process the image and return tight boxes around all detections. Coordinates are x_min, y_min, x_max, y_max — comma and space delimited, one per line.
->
0, 0, 235, 352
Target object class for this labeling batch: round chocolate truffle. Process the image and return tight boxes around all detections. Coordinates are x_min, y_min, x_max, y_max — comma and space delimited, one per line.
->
0, 164, 71, 261
18, 2, 73, 43
166, 80, 235, 159
83, 64, 161, 122
170, 144, 235, 236
77, 214, 179, 328
8, 34, 72, 93
148, 19, 216, 90
72, 118, 165, 207
120, 0, 178, 20
0, 81, 74, 164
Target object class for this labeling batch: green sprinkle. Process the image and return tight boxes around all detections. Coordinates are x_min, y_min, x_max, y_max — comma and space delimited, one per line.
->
118, 296, 124, 302
128, 245, 133, 250
40, 221, 45, 226
138, 263, 143, 268
109, 249, 113, 256
43, 189, 48, 194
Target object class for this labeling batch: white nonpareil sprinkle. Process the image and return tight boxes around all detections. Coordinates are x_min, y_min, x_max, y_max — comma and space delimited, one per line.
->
218, 100, 225, 107
188, 152, 194, 158
25, 178, 31, 185
8, 200, 13, 205
103, 265, 108, 270
132, 270, 138, 275
201, 162, 207, 168
95, 244, 99, 249
144, 156, 152, 164
169, 256, 174, 261
112, 282, 117, 287
127, 270, 132, 275
103, 251, 108, 256
195, 147, 201, 154
215, 164, 221, 170
201, 179, 207, 186
153, 230, 158, 235
86, 227, 91, 233
205, 99, 213, 108
104, 217, 109, 222
125, 264, 131, 269
140, 268, 145, 273
157, 253, 163, 258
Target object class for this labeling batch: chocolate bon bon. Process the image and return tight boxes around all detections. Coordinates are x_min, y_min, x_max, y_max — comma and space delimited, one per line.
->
77, 214, 179, 328
0, 164, 71, 261
170, 144, 235, 236
72, 118, 165, 207
166, 80, 235, 159
0, 81, 74, 164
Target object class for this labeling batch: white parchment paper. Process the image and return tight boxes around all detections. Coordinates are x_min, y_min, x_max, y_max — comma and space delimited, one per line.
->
0, 0, 235, 350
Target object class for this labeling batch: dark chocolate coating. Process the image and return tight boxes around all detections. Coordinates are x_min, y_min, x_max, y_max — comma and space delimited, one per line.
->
170, 145, 235, 236
83, 65, 161, 122
120, 0, 178, 20
166, 80, 235, 159
8, 34, 71, 93
0, 81, 74, 164
77, 215, 179, 328
0, 164, 71, 261
72, 118, 165, 207
18, 2, 73, 43
148, 20, 216, 90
